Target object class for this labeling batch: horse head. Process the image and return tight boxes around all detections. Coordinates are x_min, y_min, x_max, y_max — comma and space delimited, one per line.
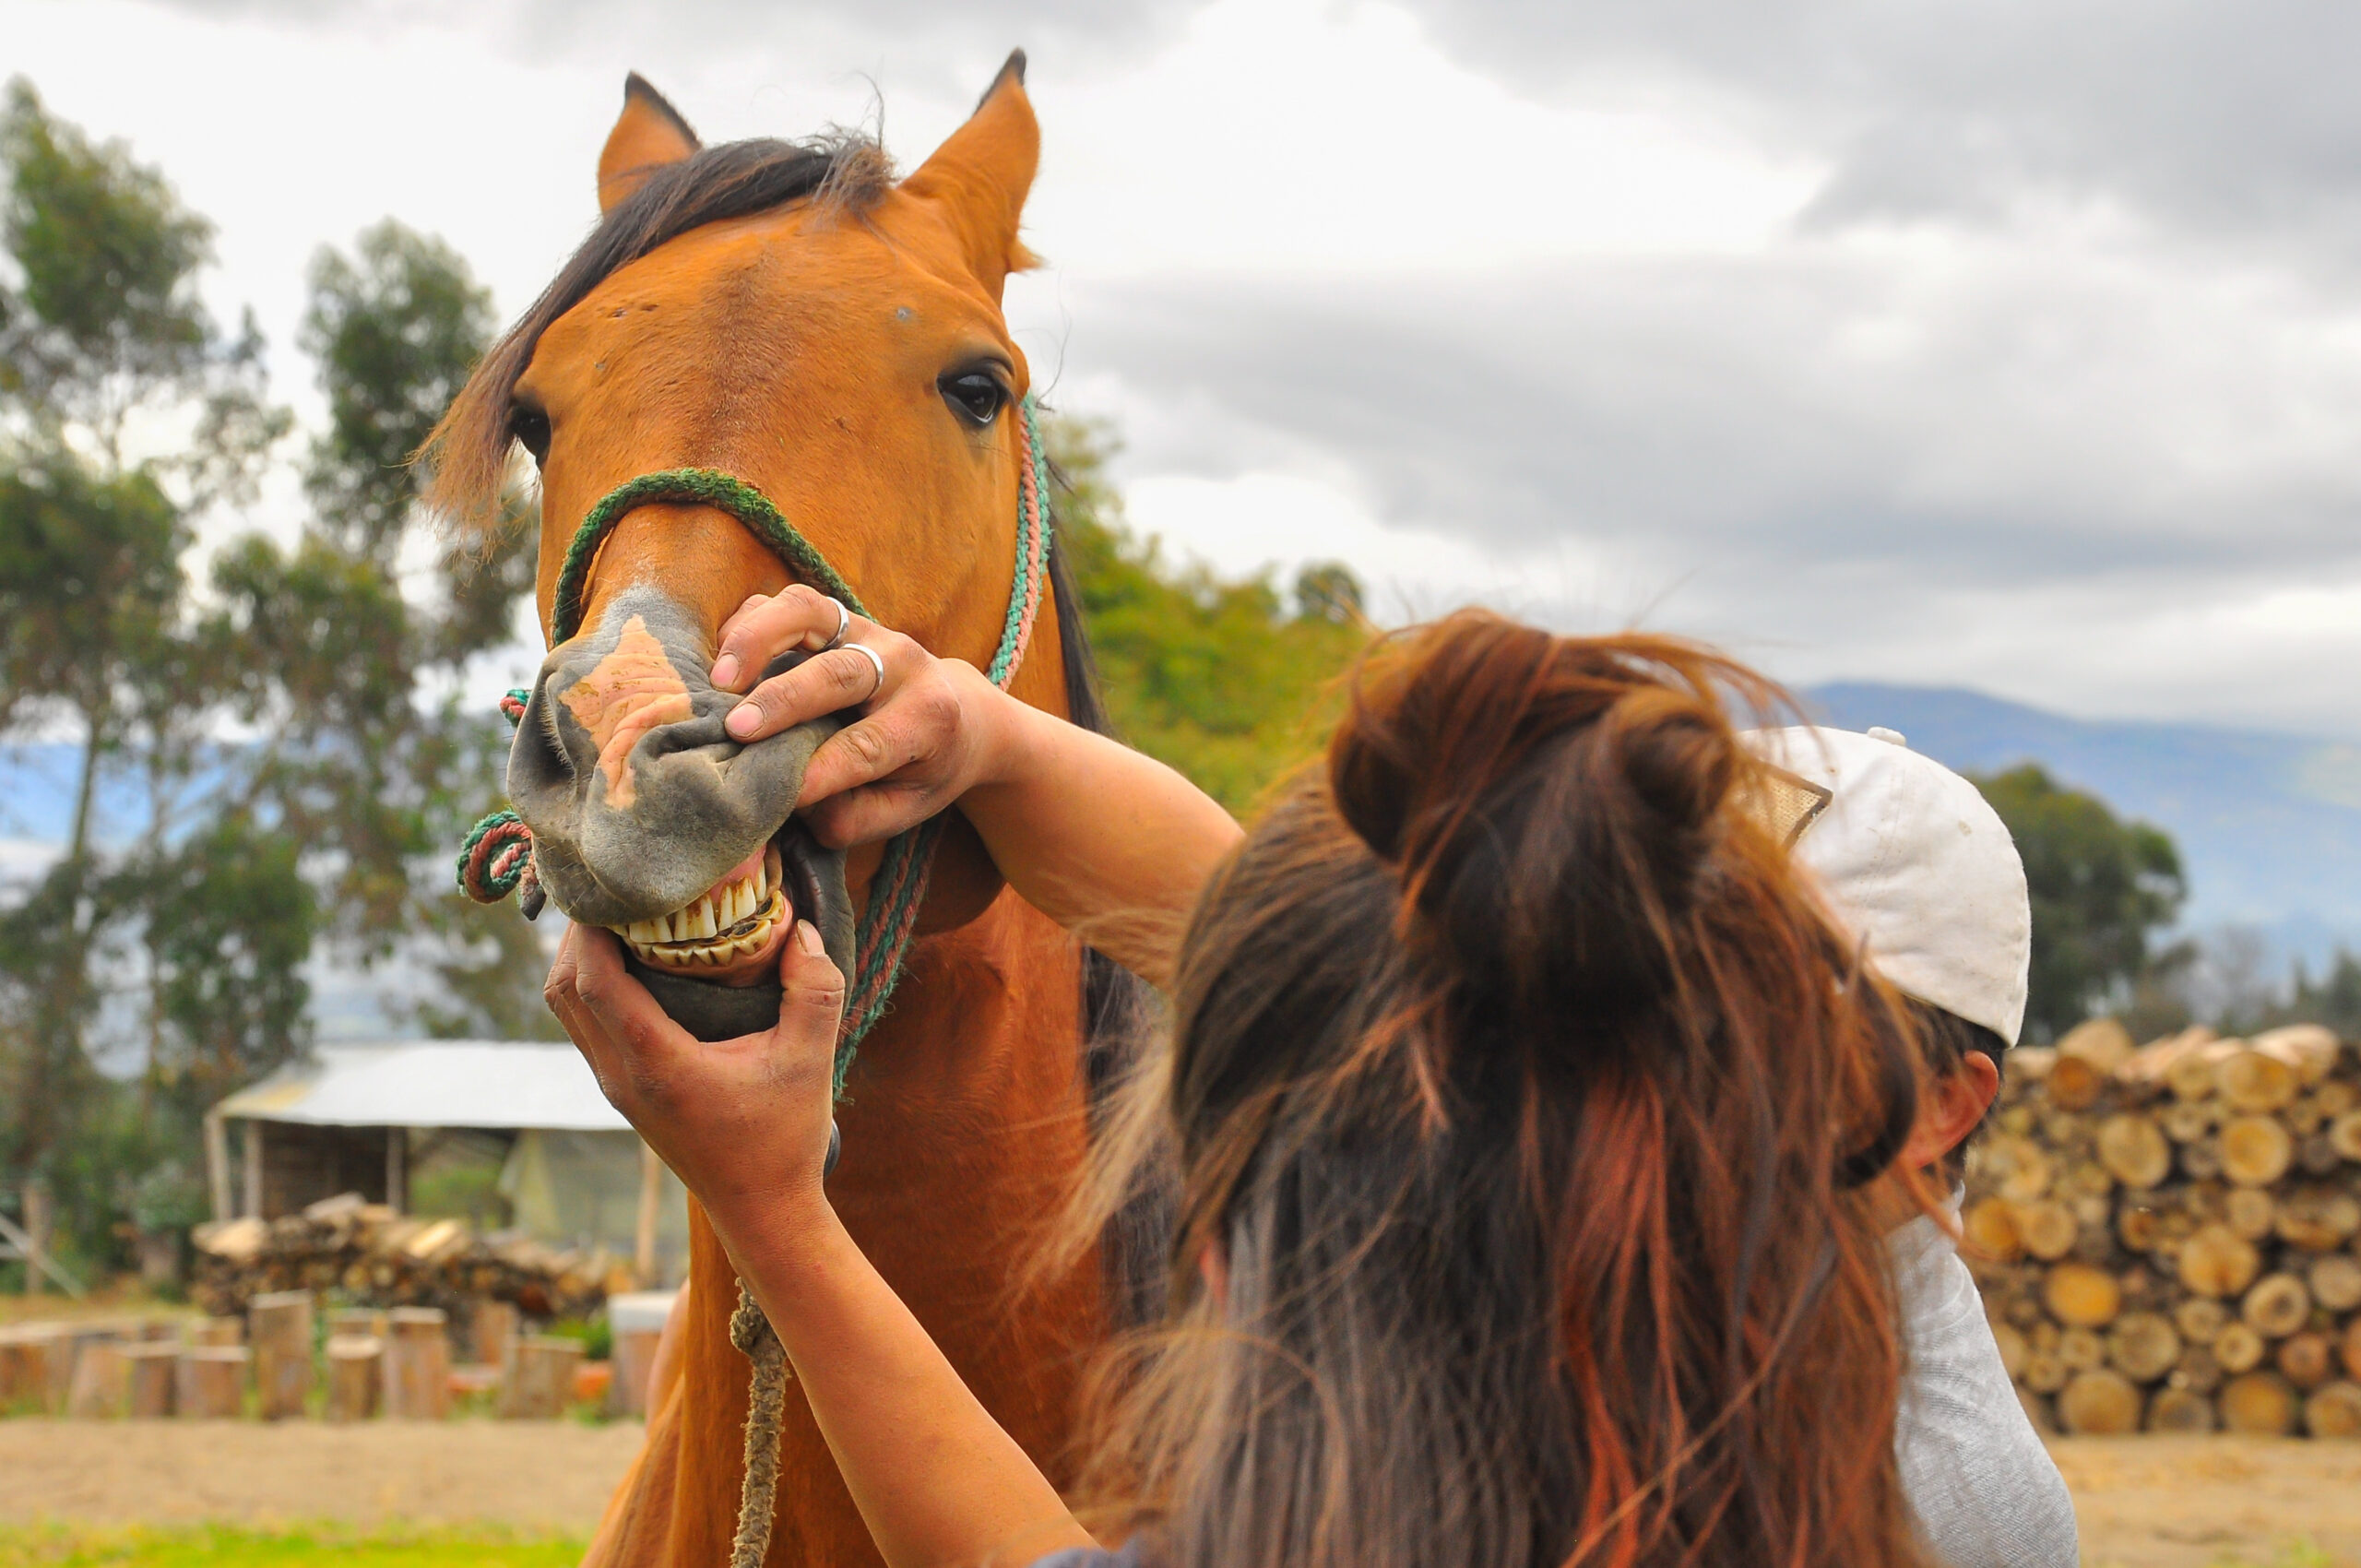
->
430, 58, 1050, 1024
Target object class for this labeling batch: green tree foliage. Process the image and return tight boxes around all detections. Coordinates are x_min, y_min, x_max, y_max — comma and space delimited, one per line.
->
0, 80, 288, 1204
1971, 764, 2187, 1041
2274, 953, 2361, 1039
203, 218, 551, 1034
0, 87, 550, 1278
1049, 418, 1370, 814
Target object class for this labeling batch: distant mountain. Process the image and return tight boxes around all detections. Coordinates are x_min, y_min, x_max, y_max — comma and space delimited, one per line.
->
14, 688, 2361, 1010
1806, 683, 2361, 967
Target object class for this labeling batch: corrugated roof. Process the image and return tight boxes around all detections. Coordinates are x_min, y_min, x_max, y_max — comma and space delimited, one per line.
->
213, 1041, 629, 1132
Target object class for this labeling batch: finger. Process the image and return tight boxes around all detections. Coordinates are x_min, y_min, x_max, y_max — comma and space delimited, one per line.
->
570, 926, 692, 1075
725, 637, 906, 742
801, 779, 936, 849
771, 917, 848, 1060
546, 928, 626, 1099
711, 585, 857, 694
796, 674, 955, 807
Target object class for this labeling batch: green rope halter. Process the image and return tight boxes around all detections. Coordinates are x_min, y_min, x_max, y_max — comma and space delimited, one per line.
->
460, 394, 1053, 1094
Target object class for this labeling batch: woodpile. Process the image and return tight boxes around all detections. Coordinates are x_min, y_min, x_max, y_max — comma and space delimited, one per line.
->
1968, 1019, 2361, 1437
189, 1192, 625, 1327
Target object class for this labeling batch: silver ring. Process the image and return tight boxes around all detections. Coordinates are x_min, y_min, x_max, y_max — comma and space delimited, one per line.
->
844, 641, 886, 705
818, 596, 851, 652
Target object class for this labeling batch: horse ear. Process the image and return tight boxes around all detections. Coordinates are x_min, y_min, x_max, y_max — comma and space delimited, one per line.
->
902, 50, 1041, 293
599, 73, 701, 214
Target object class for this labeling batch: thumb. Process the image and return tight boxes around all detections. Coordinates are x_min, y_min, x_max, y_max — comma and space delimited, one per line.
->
776, 917, 848, 1054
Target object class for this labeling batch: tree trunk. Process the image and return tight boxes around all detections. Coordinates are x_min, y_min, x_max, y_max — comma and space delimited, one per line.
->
2148, 1385, 2215, 1432
2059, 1369, 2142, 1433
2220, 1371, 2298, 1435
18, 697, 110, 1181
2304, 1381, 2361, 1439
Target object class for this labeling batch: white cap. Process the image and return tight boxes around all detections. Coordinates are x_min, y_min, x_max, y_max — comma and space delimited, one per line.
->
1742, 726, 2031, 1046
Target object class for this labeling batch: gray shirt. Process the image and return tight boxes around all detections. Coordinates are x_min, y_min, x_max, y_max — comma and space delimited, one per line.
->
1891, 1207, 2080, 1567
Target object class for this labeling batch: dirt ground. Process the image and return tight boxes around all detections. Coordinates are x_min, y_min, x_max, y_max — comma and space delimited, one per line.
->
2055, 1437, 2361, 1567
0, 1420, 644, 1533
2, 1422, 2359, 1564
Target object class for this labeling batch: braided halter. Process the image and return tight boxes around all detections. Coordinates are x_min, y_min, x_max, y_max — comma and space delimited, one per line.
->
457, 393, 1053, 1087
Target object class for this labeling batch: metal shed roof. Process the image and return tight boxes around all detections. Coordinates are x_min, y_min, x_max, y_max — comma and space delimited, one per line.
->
213, 1041, 628, 1133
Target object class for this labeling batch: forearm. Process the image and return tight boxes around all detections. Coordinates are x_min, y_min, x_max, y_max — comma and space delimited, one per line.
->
961, 671, 1241, 986
720, 1204, 1096, 1568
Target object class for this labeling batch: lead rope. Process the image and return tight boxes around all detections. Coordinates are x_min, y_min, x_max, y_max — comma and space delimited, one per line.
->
455, 398, 1053, 1568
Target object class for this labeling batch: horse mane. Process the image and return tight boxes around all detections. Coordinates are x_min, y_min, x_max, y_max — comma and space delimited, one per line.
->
421, 132, 894, 536
1048, 533, 1177, 1330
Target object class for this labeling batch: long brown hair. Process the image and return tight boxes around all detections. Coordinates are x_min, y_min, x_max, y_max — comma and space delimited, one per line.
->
1069, 612, 1927, 1568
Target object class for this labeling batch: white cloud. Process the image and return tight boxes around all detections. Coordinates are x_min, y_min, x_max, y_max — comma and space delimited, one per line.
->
4, 0, 2360, 742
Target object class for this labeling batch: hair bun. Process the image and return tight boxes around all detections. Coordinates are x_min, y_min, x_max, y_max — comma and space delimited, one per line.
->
1328, 613, 1742, 1026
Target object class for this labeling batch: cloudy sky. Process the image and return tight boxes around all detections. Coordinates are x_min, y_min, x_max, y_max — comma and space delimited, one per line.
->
9, 0, 2361, 734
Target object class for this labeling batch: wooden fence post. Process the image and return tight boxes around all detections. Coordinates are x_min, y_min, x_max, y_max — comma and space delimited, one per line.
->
249, 1289, 314, 1420
66, 1338, 131, 1419
186, 1316, 243, 1348
469, 1299, 518, 1370
16, 1325, 71, 1413
502, 1335, 582, 1420
125, 1343, 178, 1418
385, 1307, 450, 1420
326, 1335, 383, 1422
178, 1346, 249, 1419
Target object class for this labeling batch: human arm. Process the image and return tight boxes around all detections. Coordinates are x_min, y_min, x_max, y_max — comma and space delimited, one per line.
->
710, 586, 1241, 985
548, 920, 1101, 1568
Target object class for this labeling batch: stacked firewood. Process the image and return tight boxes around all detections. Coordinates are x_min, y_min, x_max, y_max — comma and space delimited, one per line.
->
189, 1193, 627, 1324
1966, 1019, 2361, 1437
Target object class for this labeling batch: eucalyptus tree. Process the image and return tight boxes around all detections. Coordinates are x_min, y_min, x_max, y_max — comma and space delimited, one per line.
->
0, 78, 284, 1185
214, 219, 551, 1043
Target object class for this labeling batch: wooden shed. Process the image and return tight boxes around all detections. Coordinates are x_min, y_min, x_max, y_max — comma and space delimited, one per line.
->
207, 1040, 688, 1283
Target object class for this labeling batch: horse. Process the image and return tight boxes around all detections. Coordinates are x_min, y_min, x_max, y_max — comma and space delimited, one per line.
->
426, 57, 1157, 1567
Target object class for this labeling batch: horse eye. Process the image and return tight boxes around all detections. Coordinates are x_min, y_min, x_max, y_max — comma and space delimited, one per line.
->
938, 371, 1006, 427
509, 403, 552, 465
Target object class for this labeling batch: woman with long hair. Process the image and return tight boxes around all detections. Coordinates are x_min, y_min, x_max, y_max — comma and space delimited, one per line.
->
552, 603, 1932, 1568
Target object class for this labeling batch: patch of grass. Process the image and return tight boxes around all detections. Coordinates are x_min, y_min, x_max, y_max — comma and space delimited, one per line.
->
2214, 1545, 2340, 1568
0, 1523, 587, 1568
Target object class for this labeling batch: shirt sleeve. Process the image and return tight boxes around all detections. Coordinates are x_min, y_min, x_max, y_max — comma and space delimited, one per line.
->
1889, 1214, 2082, 1568
1028, 1543, 1142, 1568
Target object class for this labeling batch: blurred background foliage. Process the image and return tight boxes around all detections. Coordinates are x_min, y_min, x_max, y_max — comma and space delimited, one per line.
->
1046, 416, 1367, 814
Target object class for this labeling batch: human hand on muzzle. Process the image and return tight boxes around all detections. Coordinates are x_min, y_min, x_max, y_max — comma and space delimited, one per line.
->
707, 584, 1013, 849
548, 917, 844, 1235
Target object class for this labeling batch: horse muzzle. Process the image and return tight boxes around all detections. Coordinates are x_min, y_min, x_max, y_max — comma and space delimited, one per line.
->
507, 588, 856, 1031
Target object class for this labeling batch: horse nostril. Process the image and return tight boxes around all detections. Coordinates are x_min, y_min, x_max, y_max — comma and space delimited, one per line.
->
506, 679, 577, 794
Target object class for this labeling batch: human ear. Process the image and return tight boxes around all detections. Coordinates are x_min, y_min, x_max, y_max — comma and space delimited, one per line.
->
1196, 1239, 1228, 1309
1897, 1051, 2000, 1172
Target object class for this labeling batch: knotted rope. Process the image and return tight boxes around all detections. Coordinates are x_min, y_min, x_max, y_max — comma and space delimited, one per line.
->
455, 396, 1053, 1567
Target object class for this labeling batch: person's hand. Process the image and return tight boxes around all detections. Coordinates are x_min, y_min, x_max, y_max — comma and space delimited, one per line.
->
546, 918, 842, 1238
708, 585, 1011, 849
